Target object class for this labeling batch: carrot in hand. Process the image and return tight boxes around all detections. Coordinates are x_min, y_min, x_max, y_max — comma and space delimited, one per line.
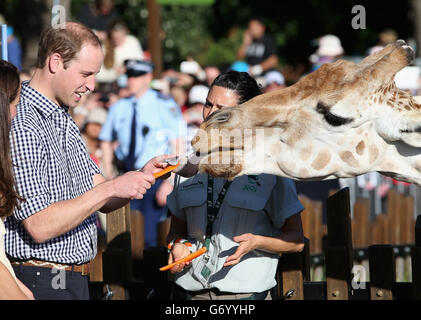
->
159, 247, 207, 271
153, 163, 180, 179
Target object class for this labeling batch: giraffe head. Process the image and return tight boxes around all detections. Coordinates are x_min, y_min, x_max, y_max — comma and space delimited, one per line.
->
187, 40, 421, 184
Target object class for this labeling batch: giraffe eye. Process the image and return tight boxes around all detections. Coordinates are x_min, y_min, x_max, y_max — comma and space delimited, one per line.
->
316, 103, 353, 127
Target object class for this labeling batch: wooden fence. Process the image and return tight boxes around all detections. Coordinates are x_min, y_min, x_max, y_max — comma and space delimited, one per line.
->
278, 188, 421, 300
88, 187, 421, 300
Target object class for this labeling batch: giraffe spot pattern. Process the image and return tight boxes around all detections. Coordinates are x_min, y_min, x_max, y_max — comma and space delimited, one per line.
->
356, 140, 365, 155
339, 151, 359, 167
311, 150, 331, 170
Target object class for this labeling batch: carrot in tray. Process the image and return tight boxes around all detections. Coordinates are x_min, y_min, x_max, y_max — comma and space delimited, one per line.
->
159, 247, 207, 271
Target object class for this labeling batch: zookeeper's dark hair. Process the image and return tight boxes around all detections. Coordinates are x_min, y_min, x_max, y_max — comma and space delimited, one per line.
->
0, 60, 24, 218
210, 70, 262, 104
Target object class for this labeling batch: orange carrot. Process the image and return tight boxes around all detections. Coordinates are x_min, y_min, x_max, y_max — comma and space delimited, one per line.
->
159, 247, 207, 271
153, 163, 180, 179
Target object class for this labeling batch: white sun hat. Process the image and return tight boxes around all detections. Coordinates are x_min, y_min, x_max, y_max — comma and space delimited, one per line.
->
317, 35, 344, 57
188, 85, 209, 105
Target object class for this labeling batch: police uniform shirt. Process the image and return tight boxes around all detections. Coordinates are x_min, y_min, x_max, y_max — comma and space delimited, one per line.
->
99, 89, 186, 169
166, 173, 304, 293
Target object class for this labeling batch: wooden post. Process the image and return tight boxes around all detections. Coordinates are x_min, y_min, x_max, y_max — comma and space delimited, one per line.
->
325, 188, 353, 300
412, 215, 421, 299
387, 190, 401, 245
102, 204, 132, 300
130, 210, 145, 260
147, 0, 163, 78
371, 213, 389, 245
352, 198, 370, 248
402, 195, 415, 244
89, 229, 107, 283
299, 196, 323, 255
278, 238, 309, 300
368, 245, 395, 300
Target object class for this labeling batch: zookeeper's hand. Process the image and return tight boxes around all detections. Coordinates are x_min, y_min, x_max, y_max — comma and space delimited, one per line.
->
168, 243, 192, 274
224, 233, 259, 267
112, 171, 155, 200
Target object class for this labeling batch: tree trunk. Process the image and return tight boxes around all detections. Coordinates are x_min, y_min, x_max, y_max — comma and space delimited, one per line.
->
147, 0, 163, 78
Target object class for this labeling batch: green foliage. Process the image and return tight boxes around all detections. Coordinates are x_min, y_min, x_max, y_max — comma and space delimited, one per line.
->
195, 27, 243, 67
160, 4, 213, 67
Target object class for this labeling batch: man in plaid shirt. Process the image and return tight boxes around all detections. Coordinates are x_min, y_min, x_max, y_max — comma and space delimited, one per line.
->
5, 22, 170, 300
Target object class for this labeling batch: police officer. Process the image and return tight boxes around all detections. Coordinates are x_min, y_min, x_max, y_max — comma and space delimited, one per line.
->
100, 59, 186, 251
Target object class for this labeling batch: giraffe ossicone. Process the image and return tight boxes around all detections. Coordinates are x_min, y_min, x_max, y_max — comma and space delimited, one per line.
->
175, 40, 421, 185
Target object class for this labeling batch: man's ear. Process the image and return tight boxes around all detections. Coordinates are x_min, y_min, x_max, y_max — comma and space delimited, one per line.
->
48, 53, 62, 74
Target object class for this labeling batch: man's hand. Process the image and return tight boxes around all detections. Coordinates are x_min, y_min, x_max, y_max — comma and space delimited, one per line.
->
141, 154, 174, 178
168, 243, 192, 274
224, 233, 260, 267
111, 171, 155, 200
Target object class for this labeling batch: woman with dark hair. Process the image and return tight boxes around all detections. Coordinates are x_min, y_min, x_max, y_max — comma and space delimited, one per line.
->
0, 60, 33, 299
165, 71, 304, 300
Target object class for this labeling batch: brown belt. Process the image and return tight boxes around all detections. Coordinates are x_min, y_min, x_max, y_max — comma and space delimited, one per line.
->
10, 259, 90, 276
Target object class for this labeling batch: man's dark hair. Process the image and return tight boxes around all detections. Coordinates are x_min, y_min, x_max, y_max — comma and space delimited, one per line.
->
210, 71, 262, 104
36, 22, 101, 69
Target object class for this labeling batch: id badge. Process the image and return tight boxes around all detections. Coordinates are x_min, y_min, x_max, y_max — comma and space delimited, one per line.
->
194, 254, 213, 285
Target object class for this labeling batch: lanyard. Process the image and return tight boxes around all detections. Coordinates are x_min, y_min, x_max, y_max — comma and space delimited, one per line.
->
205, 175, 232, 249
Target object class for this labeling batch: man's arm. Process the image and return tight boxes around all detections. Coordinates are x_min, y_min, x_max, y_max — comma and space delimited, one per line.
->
22, 154, 172, 243
23, 170, 155, 243
237, 30, 252, 60
259, 54, 279, 73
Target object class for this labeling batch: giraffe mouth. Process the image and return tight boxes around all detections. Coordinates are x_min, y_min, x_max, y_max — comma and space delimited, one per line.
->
194, 145, 244, 179
400, 127, 421, 133
196, 145, 243, 164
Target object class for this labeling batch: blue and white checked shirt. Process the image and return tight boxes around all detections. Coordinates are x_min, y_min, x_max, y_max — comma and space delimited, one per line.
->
5, 81, 101, 265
